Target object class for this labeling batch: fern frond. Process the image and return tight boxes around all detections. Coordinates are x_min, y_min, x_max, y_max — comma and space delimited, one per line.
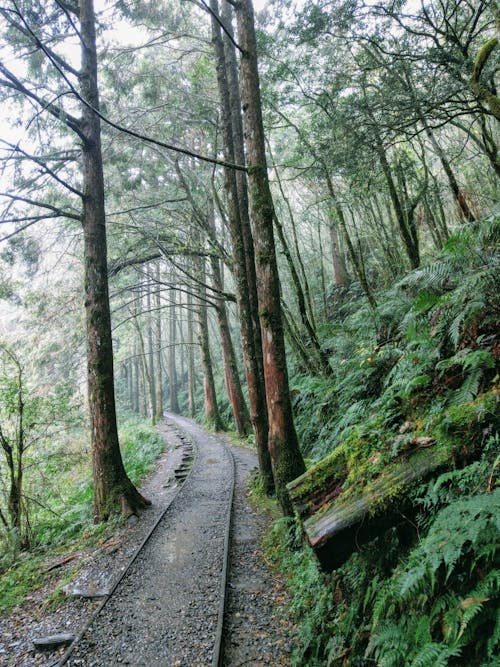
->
399, 563, 432, 601
448, 369, 481, 406
411, 642, 461, 667
458, 596, 489, 639
368, 621, 408, 666
441, 599, 461, 643
402, 260, 452, 292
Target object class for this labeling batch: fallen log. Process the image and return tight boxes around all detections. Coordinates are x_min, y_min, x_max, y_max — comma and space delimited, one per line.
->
288, 388, 498, 571
287, 445, 449, 571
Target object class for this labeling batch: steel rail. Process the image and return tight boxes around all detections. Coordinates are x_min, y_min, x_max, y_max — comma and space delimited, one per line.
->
53, 421, 198, 667
212, 437, 235, 667
51, 416, 237, 667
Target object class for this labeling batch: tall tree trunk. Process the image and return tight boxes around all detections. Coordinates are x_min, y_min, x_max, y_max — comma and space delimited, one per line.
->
329, 220, 349, 287
169, 274, 180, 414
273, 212, 332, 375
281, 302, 314, 372
146, 275, 156, 423
135, 317, 153, 418
477, 113, 500, 178
424, 199, 445, 251
391, 62, 476, 223
212, 0, 274, 491
270, 151, 316, 327
209, 212, 251, 435
79, 0, 149, 520
316, 218, 328, 317
222, 0, 264, 366
366, 113, 420, 270
234, 0, 305, 514
139, 354, 148, 418
374, 134, 420, 269
3, 355, 24, 533
133, 341, 140, 414
424, 125, 475, 223
373, 193, 405, 273
187, 288, 196, 418
154, 262, 163, 420
325, 176, 377, 308
196, 257, 223, 430
178, 315, 185, 396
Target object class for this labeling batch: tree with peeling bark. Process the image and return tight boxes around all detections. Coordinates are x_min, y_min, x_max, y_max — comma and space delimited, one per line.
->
68, 0, 151, 520
209, 0, 274, 491
234, 0, 306, 514
0, 0, 150, 520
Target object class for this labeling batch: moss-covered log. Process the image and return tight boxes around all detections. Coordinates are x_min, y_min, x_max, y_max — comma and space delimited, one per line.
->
287, 448, 348, 521
288, 446, 450, 571
288, 386, 499, 571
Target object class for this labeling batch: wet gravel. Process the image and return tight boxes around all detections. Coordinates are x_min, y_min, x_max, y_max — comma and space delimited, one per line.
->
67, 415, 233, 666
1, 416, 294, 667
222, 446, 293, 666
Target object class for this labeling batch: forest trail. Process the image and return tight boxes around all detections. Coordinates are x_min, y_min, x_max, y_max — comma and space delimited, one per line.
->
4, 416, 293, 667
66, 415, 233, 665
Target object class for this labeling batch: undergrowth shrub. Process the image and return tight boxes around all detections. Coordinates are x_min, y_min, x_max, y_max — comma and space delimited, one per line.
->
119, 414, 165, 484
366, 488, 500, 666
266, 458, 499, 666
279, 217, 500, 665
265, 517, 336, 666
293, 217, 499, 464
0, 414, 166, 613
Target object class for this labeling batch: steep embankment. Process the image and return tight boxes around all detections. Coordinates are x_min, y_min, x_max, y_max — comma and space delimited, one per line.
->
269, 217, 499, 666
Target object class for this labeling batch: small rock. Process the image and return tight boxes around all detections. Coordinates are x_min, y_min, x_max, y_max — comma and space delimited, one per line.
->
65, 585, 110, 599
410, 435, 436, 448
399, 420, 413, 434
32, 634, 75, 651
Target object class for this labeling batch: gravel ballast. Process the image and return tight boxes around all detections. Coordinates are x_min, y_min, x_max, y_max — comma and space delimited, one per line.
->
67, 415, 233, 666
0, 416, 294, 666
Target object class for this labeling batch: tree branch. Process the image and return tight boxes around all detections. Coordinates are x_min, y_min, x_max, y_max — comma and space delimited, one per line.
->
0, 139, 83, 198
196, 0, 244, 53
109, 253, 162, 277
0, 62, 84, 139
0, 5, 80, 78
0, 192, 81, 241
1, 10, 246, 172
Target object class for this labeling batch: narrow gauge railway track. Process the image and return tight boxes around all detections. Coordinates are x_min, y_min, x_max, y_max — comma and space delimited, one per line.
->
55, 415, 235, 667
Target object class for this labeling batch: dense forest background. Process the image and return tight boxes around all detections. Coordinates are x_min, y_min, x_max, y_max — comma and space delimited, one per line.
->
0, 0, 498, 665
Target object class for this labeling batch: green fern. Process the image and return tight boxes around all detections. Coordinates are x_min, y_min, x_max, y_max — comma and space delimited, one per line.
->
448, 370, 481, 405
410, 642, 462, 667
369, 621, 409, 667
366, 490, 500, 665
273, 219, 499, 666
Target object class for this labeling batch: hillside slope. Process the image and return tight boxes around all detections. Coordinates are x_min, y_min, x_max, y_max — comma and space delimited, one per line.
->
267, 216, 500, 667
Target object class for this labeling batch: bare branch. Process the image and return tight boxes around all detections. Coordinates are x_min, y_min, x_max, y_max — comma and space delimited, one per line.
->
0, 62, 84, 139
0, 139, 83, 198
